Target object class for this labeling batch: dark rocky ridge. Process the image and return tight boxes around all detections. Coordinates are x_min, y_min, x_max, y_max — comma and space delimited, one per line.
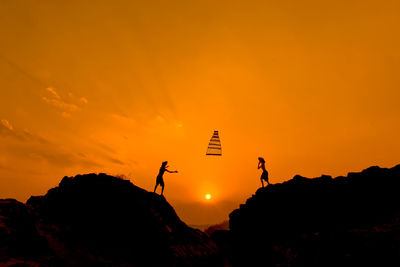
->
225, 165, 400, 266
204, 221, 229, 236
0, 173, 222, 267
0, 199, 51, 266
1, 165, 399, 267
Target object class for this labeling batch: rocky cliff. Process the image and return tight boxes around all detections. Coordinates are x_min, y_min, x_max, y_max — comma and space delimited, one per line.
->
2, 165, 399, 267
0, 173, 222, 267
227, 165, 400, 266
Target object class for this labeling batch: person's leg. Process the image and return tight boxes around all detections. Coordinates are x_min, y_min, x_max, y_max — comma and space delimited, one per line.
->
261, 178, 264, 188
160, 179, 165, 195
154, 182, 159, 193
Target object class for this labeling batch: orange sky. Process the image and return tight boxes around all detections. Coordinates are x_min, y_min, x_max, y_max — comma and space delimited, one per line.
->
1, 0, 400, 225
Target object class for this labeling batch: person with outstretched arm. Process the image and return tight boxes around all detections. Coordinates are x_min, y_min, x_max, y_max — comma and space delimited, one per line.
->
154, 161, 178, 195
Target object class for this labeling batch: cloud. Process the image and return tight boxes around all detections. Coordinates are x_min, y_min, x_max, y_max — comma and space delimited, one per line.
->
103, 155, 125, 165
42, 87, 88, 117
1, 119, 13, 131
19, 129, 50, 144
0, 119, 16, 136
46, 87, 60, 99
94, 141, 117, 154
1, 117, 123, 172
27, 149, 101, 168
61, 111, 72, 118
42, 96, 79, 112
0, 121, 100, 169
80, 97, 88, 104
0, 119, 49, 144
0, 55, 47, 87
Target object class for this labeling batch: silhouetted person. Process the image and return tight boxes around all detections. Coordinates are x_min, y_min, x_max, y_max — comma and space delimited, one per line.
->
154, 161, 178, 195
258, 157, 269, 187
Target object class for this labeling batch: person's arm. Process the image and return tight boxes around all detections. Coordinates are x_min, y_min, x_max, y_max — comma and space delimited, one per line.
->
165, 169, 178, 173
258, 162, 261, 169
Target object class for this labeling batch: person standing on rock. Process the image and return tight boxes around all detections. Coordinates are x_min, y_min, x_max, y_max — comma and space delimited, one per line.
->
154, 161, 178, 196
258, 157, 269, 187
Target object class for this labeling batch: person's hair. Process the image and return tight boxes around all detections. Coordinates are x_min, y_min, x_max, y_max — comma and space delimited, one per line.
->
258, 157, 265, 163
162, 161, 168, 167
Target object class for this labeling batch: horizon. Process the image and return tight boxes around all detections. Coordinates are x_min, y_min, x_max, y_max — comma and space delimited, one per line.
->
1, 0, 400, 225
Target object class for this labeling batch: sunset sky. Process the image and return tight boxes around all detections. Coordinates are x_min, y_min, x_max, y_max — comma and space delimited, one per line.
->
1, 0, 400, 225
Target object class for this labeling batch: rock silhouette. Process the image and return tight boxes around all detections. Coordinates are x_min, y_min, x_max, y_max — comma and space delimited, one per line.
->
1, 165, 399, 267
0, 199, 51, 266
204, 221, 229, 236
227, 165, 400, 266
1, 173, 222, 267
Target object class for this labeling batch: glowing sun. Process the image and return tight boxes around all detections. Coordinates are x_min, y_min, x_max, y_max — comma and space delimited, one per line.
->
205, 194, 212, 200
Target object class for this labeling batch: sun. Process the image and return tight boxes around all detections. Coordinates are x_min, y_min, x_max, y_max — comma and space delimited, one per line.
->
205, 194, 212, 200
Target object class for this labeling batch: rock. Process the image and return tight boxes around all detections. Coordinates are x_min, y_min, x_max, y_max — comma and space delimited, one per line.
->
228, 165, 400, 266
204, 221, 229, 236
0, 199, 50, 265
1, 174, 222, 267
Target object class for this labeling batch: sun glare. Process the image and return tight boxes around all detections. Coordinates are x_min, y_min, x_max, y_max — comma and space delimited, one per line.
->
205, 194, 211, 200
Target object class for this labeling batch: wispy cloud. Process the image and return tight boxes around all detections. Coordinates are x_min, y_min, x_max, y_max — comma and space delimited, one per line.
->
27, 149, 101, 168
0, 118, 49, 144
1, 119, 13, 131
42, 96, 79, 112
0, 54, 47, 87
0, 119, 101, 168
46, 87, 60, 99
42, 87, 87, 117
1, 118, 126, 170
80, 97, 88, 104
103, 155, 125, 165
61, 112, 72, 118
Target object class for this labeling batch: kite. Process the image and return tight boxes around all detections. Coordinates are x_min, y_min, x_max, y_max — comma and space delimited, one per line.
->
206, 130, 222, 156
